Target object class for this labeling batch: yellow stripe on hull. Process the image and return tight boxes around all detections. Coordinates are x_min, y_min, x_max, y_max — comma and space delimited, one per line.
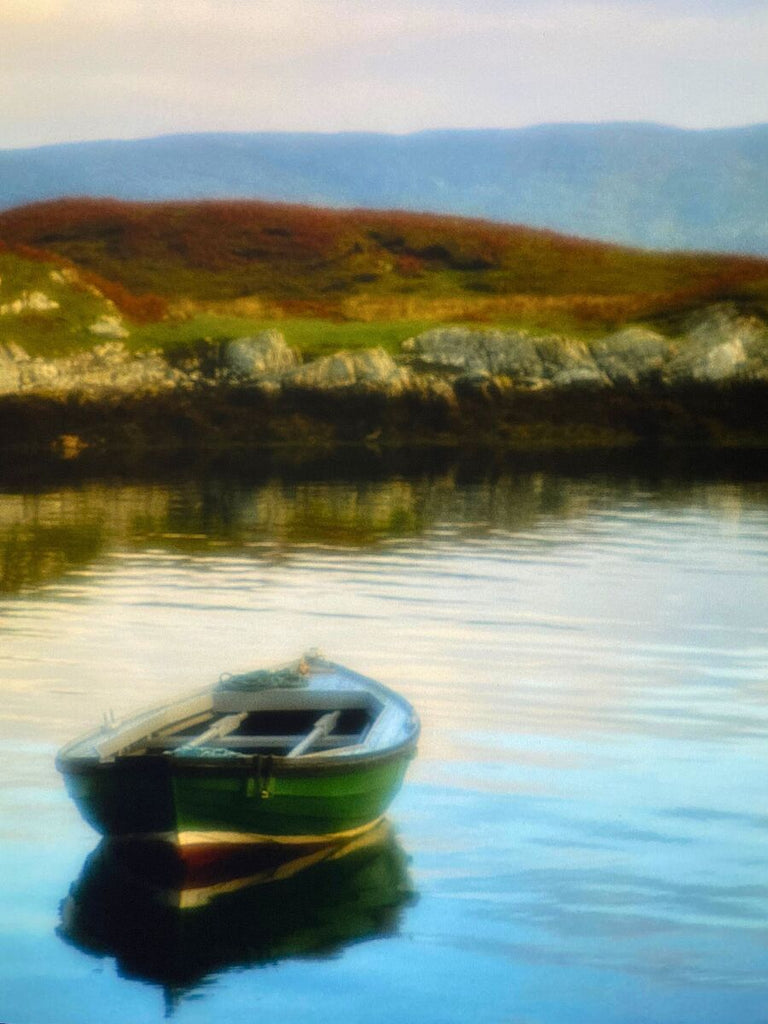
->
176, 815, 385, 849
174, 822, 392, 909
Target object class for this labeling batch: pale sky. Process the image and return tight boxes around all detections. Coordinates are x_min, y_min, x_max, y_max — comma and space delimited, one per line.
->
1, 0, 767, 149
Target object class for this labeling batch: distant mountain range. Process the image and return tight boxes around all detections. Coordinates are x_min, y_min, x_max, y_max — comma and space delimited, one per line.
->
1, 123, 767, 255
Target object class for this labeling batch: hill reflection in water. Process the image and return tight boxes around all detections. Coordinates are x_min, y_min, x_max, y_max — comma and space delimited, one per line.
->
3, 453, 768, 595
58, 821, 413, 1000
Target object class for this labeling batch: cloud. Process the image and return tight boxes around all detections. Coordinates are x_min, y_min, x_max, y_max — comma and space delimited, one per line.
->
1, 0, 767, 147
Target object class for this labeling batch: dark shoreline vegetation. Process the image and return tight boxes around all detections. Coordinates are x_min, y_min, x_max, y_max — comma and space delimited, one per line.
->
2, 382, 768, 460
1, 198, 768, 456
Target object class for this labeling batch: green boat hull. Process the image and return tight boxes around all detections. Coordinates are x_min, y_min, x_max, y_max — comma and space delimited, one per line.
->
58, 655, 419, 848
63, 750, 413, 845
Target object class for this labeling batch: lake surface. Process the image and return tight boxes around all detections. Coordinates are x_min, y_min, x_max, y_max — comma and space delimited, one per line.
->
2, 455, 768, 1023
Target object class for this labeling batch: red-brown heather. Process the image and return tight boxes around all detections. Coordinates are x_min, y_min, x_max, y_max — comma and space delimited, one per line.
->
1, 197, 767, 328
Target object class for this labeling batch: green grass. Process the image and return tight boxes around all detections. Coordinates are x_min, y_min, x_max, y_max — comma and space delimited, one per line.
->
0, 251, 112, 357
130, 315, 436, 358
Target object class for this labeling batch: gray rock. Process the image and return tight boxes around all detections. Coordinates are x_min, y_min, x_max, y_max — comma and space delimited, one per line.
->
48, 269, 79, 286
283, 347, 411, 395
535, 336, 608, 388
550, 365, 609, 388
90, 341, 130, 365
590, 327, 670, 386
684, 304, 765, 349
20, 359, 60, 389
404, 326, 543, 383
11, 344, 185, 397
88, 315, 130, 339
453, 370, 504, 401
404, 326, 607, 388
0, 290, 59, 316
223, 330, 298, 379
663, 305, 766, 385
0, 347, 21, 394
1, 341, 29, 363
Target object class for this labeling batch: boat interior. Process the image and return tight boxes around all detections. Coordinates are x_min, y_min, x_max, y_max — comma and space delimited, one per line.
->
95, 687, 396, 762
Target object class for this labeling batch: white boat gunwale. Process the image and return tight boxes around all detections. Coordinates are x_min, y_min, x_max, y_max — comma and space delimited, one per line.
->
56, 658, 420, 774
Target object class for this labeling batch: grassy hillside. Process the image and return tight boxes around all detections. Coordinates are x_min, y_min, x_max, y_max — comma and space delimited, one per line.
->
0, 244, 126, 356
1, 198, 768, 357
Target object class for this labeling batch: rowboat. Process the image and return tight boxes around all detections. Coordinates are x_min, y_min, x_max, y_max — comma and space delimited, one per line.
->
56, 653, 419, 861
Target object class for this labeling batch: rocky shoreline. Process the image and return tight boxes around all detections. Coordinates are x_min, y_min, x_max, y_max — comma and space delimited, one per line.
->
1, 304, 767, 454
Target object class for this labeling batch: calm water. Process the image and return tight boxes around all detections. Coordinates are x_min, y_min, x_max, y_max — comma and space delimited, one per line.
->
2, 458, 768, 1023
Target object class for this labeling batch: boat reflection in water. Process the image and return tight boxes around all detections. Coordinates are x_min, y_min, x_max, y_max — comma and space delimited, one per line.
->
58, 820, 414, 1002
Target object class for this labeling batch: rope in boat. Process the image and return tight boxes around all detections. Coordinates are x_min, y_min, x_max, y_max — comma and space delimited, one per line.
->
177, 653, 318, 757
217, 656, 312, 693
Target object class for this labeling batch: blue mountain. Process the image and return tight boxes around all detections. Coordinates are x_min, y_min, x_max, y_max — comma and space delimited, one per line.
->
1, 123, 767, 254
